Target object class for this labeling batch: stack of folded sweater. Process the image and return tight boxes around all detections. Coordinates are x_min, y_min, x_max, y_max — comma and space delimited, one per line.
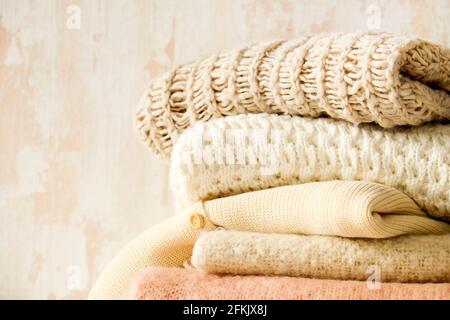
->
89, 33, 450, 300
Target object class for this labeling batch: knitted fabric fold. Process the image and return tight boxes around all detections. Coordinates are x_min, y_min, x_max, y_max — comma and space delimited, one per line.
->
89, 181, 450, 299
88, 211, 216, 300
191, 230, 450, 283
135, 33, 450, 156
128, 267, 450, 300
170, 114, 450, 220
200, 181, 450, 238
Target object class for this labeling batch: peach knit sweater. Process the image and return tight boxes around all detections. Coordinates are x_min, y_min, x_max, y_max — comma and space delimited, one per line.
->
128, 268, 450, 300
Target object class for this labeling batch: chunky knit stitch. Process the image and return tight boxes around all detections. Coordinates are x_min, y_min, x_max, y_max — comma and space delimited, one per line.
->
135, 33, 450, 156
128, 268, 450, 300
191, 230, 450, 283
170, 114, 450, 220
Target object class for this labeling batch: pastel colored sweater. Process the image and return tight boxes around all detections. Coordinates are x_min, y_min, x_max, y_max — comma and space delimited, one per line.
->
128, 268, 450, 300
201, 181, 450, 238
89, 181, 450, 299
135, 33, 450, 156
191, 230, 450, 283
170, 114, 450, 220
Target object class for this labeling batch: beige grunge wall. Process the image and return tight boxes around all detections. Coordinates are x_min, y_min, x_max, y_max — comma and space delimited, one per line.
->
0, 0, 449, 299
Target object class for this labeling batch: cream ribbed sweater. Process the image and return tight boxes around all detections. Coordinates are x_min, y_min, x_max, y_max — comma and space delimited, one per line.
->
191, 230, 450, 283
170, 114, 450, 220
135, 33, 450, 156
201, 181, 450, 238
89, 210, 215, 300
89, 181, 450, 299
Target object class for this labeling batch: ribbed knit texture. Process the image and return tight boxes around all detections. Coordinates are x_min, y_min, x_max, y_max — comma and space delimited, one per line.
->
89, 181, 450, 299
135, 33, 450, 156
191, 230, 450, 283
88, 209, 216, 300
128, 268, 450, 300
171, 114, 450, 220
202, 181, 450, 238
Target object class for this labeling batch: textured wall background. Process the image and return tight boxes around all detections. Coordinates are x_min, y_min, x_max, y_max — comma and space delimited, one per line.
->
0, 0, 449, 299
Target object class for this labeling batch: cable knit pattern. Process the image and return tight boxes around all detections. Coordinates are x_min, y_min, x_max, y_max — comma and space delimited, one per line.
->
135, 33, 450, 156
170, 114, 450, 220
191, 230, 450, 283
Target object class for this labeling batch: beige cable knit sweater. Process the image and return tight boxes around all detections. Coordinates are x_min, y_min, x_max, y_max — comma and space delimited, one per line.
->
191, 230, 450, 283
135, 33, 450, 156
170, 114, 450, 220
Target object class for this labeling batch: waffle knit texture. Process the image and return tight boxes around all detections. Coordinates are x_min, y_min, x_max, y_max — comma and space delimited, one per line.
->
191, 230, 450, 283
128, 267, 450, 300
171, 114, 450, 220
135, 33, 450, 156
89, 181, 450, 299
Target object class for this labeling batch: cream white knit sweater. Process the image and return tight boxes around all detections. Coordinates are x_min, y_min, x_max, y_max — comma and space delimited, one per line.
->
89, 181, 450, 299
135, 33, 450, 156
191, 230, 450, 283
170, 114, 450, 220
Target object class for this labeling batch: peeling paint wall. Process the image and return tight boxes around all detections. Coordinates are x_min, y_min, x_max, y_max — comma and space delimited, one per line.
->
0, 0, 448, 299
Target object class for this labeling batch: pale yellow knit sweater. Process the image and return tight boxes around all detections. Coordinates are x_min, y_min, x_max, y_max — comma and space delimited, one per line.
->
191, 230, 450, 283
89, 181, 450, 299
135, 33, 450, 156
202, 181, 450, 237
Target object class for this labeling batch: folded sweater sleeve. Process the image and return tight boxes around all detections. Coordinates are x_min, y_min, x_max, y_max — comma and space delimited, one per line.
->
89, 180, 450, 299
204, 180, 450, 238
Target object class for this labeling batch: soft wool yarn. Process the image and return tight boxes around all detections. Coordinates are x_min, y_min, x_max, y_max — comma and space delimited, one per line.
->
135, 33, 450, 156
89, 210, 215, 300
201, 181, 450, 238
128, 268, 450, 300
89, 181, 450, 299
170, 114, 450, 220
191, 230, 450, 283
